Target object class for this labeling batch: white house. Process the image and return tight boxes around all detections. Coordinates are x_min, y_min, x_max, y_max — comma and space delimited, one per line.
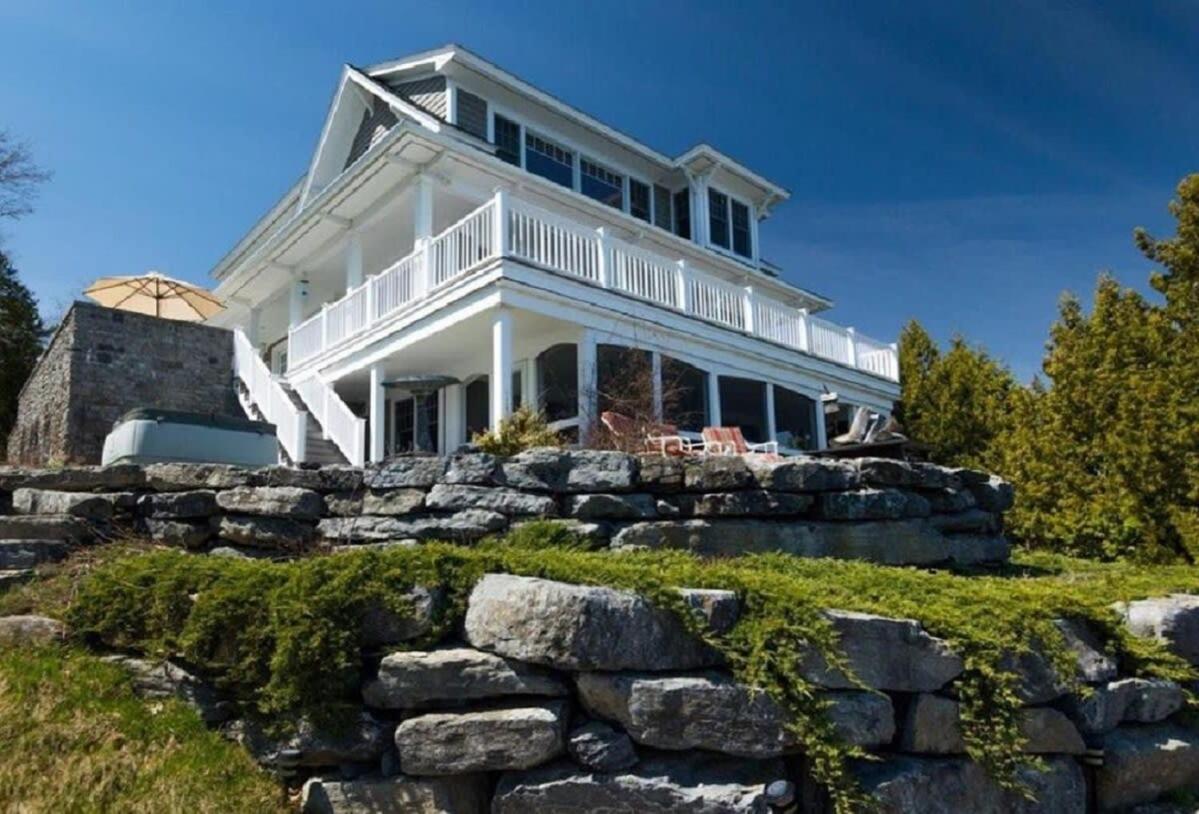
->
208, 44, 900, 466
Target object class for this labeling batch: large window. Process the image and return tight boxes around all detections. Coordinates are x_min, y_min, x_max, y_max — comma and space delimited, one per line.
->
465, 377, 490, 440
653, 185, 673, 231
673, 189, 691, 240
731, 200, 752, 258
525, 132, 573, 189
708, 188, 730, 249
596, 344, 651, 416
718, 376, 767, 442
493, 114, 520, 166
537, 343, 578, 422
661, 356, 708, 432
774, 386, 816, 450
392, 393, 440, 453
629, 179, 651, 223
581, 158, 623, 209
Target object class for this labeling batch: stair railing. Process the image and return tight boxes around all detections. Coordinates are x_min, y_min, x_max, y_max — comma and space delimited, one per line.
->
232, 329, 307, 463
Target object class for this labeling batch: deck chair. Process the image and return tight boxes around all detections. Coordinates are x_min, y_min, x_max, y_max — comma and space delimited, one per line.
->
600, 411, 695, 456
701, 426, 780, 459
832, 406, 872, 446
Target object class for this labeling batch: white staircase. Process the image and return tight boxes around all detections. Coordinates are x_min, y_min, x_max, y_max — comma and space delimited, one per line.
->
292, 375, 366, 467
232, 329, 309, 464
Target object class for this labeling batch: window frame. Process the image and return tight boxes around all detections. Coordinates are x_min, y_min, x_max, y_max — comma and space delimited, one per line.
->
492, 112, 521, 166
580, 156, 624, 210
524, 130, 575, 190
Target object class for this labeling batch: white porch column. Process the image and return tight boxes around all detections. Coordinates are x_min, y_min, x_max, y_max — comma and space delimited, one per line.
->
288, 278, 307, 328
490, 309, 514, 431
345, 233, 364, 290
692, 175, 711, 247
764, 382, 777, 442
577, 328, 598, 441
369, 363, 386, 463
444, 383, 465, 450
245, 306, 261, 349
815, 401, 829, 450
706, 369, 722, 427
414, 175, 434, 242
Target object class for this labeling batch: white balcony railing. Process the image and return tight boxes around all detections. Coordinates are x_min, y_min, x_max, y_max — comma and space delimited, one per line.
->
287, 191, 899, 382
232, 329, 307, 462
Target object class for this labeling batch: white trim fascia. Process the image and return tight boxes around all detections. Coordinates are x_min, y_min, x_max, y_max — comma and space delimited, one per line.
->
346, 67, 444, 133
675, 143, 791, 203
210, 177, 304, 282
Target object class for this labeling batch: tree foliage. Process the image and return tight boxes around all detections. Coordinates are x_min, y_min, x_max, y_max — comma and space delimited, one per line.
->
0, 252, 45, 450
897, 320, 1016, 470
0, 131, 50, 222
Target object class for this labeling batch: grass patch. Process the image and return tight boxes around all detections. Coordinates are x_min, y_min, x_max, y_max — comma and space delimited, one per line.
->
0, 644, 287, 813
30, 530, 1199, 813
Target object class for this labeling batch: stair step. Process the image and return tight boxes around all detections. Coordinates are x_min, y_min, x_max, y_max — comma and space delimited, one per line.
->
238, 379, 351, 466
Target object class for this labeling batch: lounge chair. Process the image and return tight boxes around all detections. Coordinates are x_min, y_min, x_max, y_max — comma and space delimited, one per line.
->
701, 426, 780, 459
600, 411, 698, 456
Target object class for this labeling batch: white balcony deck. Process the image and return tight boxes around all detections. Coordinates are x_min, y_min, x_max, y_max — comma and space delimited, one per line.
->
287, 192, 899, 382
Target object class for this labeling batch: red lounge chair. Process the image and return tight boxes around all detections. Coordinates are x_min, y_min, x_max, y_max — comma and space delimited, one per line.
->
600, 411, 698, 456
701, 426, 780, 460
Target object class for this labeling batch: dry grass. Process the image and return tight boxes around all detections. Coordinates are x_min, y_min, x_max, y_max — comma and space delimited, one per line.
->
0, 644, 287, 813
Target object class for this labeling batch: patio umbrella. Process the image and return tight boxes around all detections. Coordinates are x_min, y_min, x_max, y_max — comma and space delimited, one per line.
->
84, 271, 225, 322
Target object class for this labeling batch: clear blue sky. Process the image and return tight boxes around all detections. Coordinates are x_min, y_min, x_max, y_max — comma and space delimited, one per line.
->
1, 1, 1195, 381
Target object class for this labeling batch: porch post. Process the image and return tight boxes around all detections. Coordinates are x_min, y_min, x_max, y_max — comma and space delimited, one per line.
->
444, 383, 465, 450
764, 382, 777, 443
490, 308, 513, 431
577, 328, 598, 442
345, 233, 364, 290
815, 401, 829, 450
706, 369, 722, 427
369, 363, 386, 463
288, 278, 307, 328
245, 306, 261, 350
415, 175, 434, 242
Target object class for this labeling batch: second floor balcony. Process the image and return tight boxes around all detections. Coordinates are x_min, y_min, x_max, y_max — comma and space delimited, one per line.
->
286, 190, 898, 382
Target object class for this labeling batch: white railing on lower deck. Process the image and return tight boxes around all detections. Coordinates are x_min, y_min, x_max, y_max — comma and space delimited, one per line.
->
232, 329, 307, 462
293, 375, 366, 467
286, 191, 898, 382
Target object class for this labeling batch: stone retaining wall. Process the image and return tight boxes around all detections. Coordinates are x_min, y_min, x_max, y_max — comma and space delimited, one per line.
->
2, 452, 1198, 811
0, 449, 1013, 570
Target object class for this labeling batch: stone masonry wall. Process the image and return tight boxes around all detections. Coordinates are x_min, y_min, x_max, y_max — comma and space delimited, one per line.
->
3, 453, 1198, 811
6, 302, 241, 466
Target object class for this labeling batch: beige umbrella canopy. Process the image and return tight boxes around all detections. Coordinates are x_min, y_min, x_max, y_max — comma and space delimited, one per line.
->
84, 271, 224, 322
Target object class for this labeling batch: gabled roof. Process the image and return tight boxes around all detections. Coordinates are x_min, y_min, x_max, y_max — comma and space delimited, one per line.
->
367, 44, 791, 205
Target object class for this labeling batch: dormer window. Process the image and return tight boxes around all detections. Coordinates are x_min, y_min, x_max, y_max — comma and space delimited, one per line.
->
581, 158, 623, 209
629, 180, 651, 223
709, 189, 730, 248
525, 132, 573, 189
493, 114, 521, 166
731, 200, 752, 258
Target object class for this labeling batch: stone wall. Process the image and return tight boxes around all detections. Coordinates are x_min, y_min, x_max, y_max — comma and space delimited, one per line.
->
1, 452, 1198, 811
0, 450, 1012, 566
5, 302, 241, 466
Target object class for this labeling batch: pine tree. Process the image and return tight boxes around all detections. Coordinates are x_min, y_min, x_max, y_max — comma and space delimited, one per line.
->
0, 250, 45, 450
897, 320, 1015, 469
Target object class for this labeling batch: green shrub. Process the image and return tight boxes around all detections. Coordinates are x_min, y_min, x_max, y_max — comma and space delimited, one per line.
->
472, 405, 562, 456
63, 536, 1199, 813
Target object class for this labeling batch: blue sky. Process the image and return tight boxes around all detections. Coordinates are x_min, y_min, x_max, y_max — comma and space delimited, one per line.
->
1, 1, 1195, 381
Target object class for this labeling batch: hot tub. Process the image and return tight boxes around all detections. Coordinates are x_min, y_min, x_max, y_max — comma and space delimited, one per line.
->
101, 408, 279, 467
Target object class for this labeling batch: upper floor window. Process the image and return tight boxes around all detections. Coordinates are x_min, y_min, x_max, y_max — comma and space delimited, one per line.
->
629, 179, 651, 223
581, 158, 623, 209
493, 114, 520, 166
525, 132, 573, 189
673, 189, 691, 240
653, 185, 672, 231
709, 189, 730, 249
731, 200, 752, 258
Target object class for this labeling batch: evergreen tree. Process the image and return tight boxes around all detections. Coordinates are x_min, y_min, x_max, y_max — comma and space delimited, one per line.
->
0, 251, 45, 450
999, 175, 1199, 561
897, 320, 1015, 469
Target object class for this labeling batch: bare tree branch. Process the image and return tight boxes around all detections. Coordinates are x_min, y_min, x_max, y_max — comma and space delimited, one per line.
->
0, 130, 51, 221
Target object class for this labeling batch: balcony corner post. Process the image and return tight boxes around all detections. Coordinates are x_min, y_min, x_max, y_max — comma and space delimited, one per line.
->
320, 303, 329, 353
492, 189, 508, 258
846, 327, 858, 368
596, 227, 610, 288
742, 286, 756, 335
676, 259, 692, 313
418, 237, 432, 297
798, 308, 810, 353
